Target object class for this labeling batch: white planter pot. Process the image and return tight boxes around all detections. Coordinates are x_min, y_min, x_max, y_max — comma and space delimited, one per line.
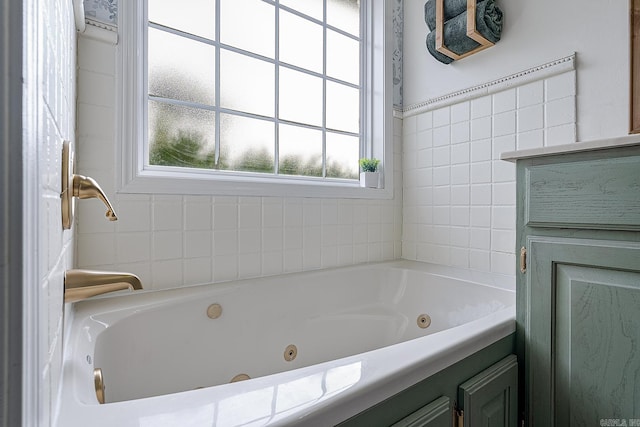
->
360, 171, 379, 188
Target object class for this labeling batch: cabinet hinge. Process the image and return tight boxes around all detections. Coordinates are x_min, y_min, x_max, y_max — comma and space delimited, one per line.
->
520, 246, 527, 274
452, 403, 464, 427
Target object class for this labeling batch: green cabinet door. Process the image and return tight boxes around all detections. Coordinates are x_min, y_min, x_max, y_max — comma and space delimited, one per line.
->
526, 236, 640, 426
390, 396, 451, 427
458, 355, 518, 427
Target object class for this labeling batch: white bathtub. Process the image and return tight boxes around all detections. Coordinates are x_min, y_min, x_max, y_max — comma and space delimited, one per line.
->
56, 260, 515, 427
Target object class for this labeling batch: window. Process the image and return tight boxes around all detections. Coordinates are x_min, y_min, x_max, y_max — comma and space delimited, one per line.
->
118, 0, 392, 198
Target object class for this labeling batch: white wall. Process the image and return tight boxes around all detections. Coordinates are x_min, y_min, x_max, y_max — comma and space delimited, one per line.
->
75, 35, 402, 290
403, 0, 629, 141
34, 0, 76, 424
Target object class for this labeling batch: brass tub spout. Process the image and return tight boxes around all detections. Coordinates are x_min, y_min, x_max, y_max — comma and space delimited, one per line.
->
64, 269, 143, 303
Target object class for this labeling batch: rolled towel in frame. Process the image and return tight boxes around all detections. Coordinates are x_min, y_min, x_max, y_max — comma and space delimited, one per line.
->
425, 0, 503, 64
425, 0, 474, 31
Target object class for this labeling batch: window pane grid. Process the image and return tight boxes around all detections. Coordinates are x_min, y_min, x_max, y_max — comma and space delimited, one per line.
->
149, 96, 359, 138
147, 0, 362, 181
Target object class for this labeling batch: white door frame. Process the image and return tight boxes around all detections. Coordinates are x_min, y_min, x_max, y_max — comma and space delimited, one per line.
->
1, 0, 41, 426
0, 0, 25, 425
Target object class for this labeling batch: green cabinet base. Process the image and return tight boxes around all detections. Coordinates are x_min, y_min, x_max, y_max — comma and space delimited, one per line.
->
337, 334, 516, 427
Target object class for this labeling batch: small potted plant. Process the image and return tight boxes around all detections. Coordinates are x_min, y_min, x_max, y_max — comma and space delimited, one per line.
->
359, 158, 380, 188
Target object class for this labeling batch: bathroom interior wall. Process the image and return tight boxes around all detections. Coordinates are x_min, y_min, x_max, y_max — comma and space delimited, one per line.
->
403, 0, 629, 142
75, 35, 403, 290
402, 71, 576, 276
35, 0, 77, 424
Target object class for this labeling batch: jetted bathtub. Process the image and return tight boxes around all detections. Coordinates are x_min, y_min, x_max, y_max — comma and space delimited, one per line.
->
57, 260, 515, 427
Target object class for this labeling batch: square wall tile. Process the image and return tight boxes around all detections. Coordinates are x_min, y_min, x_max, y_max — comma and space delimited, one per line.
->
470, 206, 491, 228
471, 117, 492, 141
545, 97, 575, 128
153, 231, 183, 260
471, 96, 492, 119
417, 111, 433, 131
433, 107, 450, 127
470, 250, 491, 272
214, 254, 238, 282
183, 258, 213, 285
451, 164, 470, 185
116, 232, 150, 263
185, 230, 213, 258
451, 142, 469, 164
417, 129, 433, 149
493, 111, 516, 137
214, 204, 238, 230
517, 104, 543, 133
545, 70, 576, 101
493, 89, 516, 114
185, 198, 212, 230
517, 129, 544, 151
517, 80, 543, 108
433, 125, 451, 146
152, 259, 183, 289
451, 102, 470, 123
545, 123, 576, 146
153, 196, 183, 231
239, 253, 262, 278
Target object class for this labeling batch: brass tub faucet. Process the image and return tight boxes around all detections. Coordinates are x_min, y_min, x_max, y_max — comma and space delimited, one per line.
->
64, 269, 143, 303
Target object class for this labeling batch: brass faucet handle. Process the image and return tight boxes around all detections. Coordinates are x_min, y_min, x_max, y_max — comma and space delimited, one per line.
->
72, 174, 118, 221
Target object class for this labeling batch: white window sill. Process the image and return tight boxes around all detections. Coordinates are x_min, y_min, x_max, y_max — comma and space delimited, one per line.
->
118, 168, 393, 199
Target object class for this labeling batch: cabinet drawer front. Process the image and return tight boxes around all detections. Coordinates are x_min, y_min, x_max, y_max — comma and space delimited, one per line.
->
525, 156, 640, 230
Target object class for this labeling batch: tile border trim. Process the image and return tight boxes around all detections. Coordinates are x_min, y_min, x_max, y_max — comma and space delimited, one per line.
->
401, 53, 576, 118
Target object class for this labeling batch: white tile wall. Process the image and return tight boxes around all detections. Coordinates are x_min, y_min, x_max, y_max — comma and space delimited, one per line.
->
38, 0, 76, 425
75, 36, 403, 290
402, 71, 576, 276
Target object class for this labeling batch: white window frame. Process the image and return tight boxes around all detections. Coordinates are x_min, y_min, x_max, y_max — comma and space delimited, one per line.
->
117, 0, 393, 199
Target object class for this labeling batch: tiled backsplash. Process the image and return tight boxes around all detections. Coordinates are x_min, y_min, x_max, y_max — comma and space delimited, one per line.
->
402, 70, 576, 276
75, 35, 403, 290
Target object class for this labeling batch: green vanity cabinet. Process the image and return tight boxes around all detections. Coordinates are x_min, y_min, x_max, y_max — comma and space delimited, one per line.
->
338, 337, 518, 427
388, 355, 518, 427
514, 144, 640, 426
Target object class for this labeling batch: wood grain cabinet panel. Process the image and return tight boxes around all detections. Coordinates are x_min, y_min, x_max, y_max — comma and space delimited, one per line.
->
516, 144, 640, 427
525, 155, 640, 230
390, 396, 451, 427
459, 355, 518, 427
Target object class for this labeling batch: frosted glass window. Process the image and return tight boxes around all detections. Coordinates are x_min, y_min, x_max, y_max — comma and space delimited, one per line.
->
327, 30, 359, 85
148, 28, 215, 106
148, 0, 216, 40
278, 124, 323, 177
148, 100, 216, 168
280, 0, 324, 21
326, 81, 359, 133
327, 0, 360, 36
220, 114, 274, 173
326, 133, 359, 179
220, 50, 274, 117
145, 0, 365, 182
279, 10, 323, 73
220, 0, 275, 58
279, 68, 323, 127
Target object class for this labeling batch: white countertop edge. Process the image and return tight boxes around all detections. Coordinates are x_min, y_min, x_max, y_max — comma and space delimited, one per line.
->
500, 134, 640, 162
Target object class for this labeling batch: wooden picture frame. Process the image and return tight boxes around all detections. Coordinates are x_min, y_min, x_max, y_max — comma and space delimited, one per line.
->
631, 0, 640, 133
